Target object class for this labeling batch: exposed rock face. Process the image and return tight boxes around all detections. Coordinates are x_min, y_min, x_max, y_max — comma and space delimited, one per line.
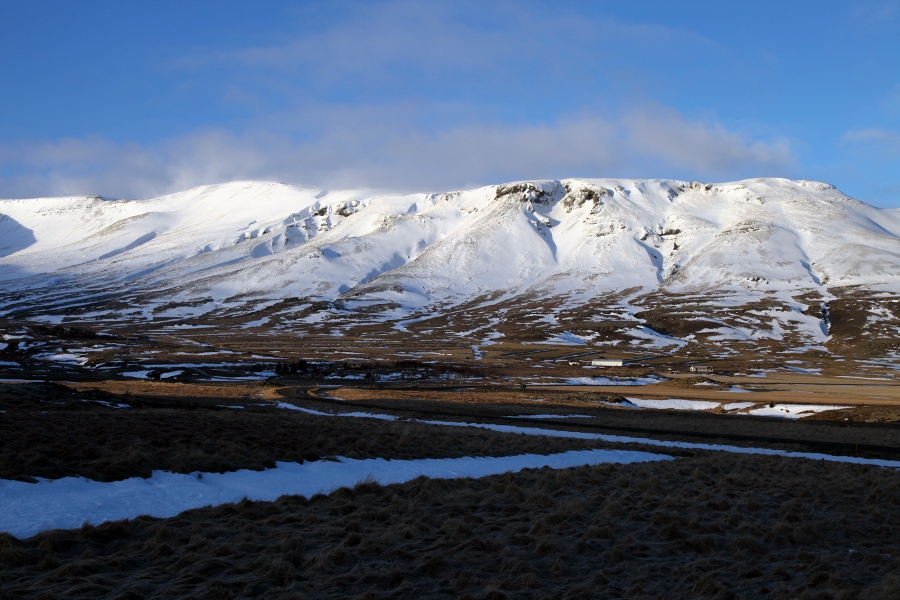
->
1, 176, 899, 356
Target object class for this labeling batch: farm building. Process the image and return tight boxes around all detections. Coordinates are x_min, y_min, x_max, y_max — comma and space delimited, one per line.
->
592, 359, 624, 367
690, 365, 714, 373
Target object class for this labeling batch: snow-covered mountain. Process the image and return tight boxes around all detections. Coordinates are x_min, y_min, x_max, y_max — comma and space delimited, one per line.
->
1, 177, 899, 355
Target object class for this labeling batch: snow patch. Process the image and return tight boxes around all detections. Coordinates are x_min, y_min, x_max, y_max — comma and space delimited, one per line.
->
722, 402, 756, 411
626, 398, 720, 411
0, 449, 669, 539
747, 404, 850, 419
560, 376, 663, 386
121, 371, 151, 379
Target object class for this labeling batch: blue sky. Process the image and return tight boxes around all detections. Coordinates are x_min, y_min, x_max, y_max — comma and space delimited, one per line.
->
0, 0, 898, 205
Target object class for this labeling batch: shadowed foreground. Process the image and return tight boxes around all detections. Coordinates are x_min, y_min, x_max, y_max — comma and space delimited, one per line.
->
2, 453, 898, 599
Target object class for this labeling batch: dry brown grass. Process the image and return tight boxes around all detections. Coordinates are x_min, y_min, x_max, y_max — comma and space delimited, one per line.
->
329, 378, 900, 410
329, 386, 623, 406
300, 386, 900, 455
1, 453, 899, 599
66, 380, 283, 401
0, 383, 659, 483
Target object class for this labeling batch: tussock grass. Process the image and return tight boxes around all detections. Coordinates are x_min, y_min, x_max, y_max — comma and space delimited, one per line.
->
0, 384, 662, 483
2, 453, 899, 598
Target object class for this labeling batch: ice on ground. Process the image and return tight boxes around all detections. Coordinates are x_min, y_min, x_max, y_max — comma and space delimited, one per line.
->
726, 386, 751, 393
783, 365, 822, 375
626, 398, 720, 410
723, 402, 756, 411
561, 376, 663, 386
86, 400, 129, 409
537, 331, 587, 345
275, 402, 397, 421
202, 374, 275, 382
0, 449, 670, 539
410, 420, 900, 469
121, 371, 152, 379
626, 327, 687, 349
699, 326, 756, 341
29, 315, 65, 324
599, 400, 643, 409
160, 370, 183, 379
747, 404, 850, 419
35, 352, 87, 366
274, 402, 329, 415
241, 317, 269, 328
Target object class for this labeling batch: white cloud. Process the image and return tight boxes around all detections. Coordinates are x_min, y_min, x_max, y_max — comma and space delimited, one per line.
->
843, 128, 900, 154
2, 2, 792, 200
623, 107, 794, 176
0, 106, 795, 200
850, 1, 898, 25
172, 0, 717, 114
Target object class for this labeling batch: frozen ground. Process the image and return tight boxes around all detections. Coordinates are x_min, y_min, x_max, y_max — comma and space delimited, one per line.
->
0, 449, 668, 538
1, 398, 892, 541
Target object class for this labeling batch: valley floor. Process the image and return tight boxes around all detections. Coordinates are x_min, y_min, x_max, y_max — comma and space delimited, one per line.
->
2, 450, 898, 599
1, 379, 900, 598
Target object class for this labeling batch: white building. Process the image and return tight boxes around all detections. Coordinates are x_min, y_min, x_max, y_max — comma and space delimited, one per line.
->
690, 365, 713, 373
591, 359, 624, 367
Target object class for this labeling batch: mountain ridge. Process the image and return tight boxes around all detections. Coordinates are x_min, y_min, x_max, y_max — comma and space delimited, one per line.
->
1, 177, 899, 359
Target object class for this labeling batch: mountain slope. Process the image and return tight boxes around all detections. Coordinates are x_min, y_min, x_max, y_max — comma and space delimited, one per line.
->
2, 177, 899, 358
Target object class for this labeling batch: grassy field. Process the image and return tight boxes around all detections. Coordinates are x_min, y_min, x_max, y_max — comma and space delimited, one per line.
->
0, 383, 672, 483
2, 452, 898, 599
2, 373, 900, 598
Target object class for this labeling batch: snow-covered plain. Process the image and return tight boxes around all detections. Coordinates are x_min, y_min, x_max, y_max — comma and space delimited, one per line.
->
0, 449, 669, 539
2, 177, 899, 339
